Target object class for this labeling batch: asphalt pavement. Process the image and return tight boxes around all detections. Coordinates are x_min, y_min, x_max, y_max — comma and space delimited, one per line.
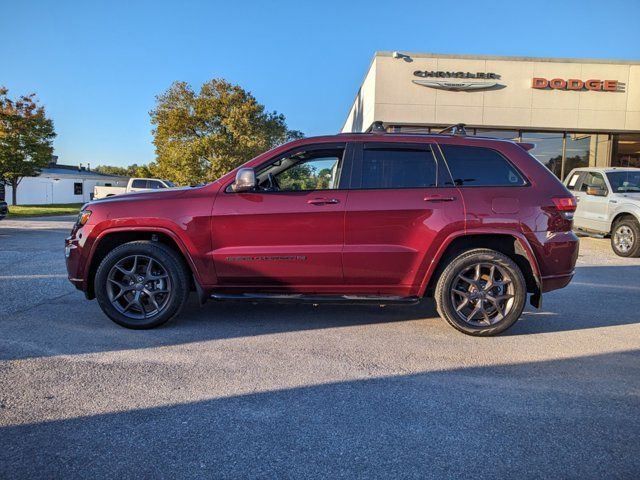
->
0, 216, 639, 479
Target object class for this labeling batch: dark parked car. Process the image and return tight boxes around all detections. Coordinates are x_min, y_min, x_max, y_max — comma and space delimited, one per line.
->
0, 182, 7, 220
66, 125, 579, 336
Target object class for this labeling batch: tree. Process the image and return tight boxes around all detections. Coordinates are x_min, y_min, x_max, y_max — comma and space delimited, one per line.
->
94, 163, 157, 178
150, 79, 302, 185
0, 87, 56, 205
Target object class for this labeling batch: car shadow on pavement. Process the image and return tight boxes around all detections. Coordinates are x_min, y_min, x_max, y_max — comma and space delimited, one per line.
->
0, 295, 445, 361
1, 350, 638, 479
508, 265, 640, 335
2, 264, 640, 360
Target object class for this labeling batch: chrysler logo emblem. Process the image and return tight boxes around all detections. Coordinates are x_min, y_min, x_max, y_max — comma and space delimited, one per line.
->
412, 79, 502, 91
412, 70, 504, 91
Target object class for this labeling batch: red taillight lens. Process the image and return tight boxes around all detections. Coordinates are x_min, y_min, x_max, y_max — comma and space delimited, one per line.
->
552, 196, 577, 212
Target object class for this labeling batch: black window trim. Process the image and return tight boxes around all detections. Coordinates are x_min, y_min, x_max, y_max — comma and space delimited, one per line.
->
349, 141, 442, 190
436, 142, 531, 188
224, 142, 351, 194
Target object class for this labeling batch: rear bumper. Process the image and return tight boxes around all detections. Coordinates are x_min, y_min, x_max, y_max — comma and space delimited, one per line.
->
541, 272, 574, 293
526, 230, 579, 293
0, 201, 7, 220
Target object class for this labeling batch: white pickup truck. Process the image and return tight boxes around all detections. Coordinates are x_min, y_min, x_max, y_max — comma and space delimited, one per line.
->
93, 178, 176, 199
564, 167, 640, 257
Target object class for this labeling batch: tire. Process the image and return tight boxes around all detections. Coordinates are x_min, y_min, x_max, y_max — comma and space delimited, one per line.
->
434, 248, 527, 336
610, 218, 640, 257
95, 241, 190, 329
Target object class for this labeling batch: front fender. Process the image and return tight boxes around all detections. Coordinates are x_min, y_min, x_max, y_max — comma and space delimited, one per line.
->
609, 202, 640, 230
82, 215, 216, 294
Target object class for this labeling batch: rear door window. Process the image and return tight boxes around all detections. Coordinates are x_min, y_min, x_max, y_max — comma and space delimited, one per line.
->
131, 179, 146, 188
351, 144, 437, 189
440, 145, 526, 186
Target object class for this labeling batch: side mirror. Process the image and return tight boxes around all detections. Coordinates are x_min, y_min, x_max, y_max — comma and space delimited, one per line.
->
586, 186, 607, 197
232, 168, 256, 193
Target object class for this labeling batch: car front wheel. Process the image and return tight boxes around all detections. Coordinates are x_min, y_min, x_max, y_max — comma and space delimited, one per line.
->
611, 219, 640, 257
435, 248, 527, 336
95, 241, 190, 329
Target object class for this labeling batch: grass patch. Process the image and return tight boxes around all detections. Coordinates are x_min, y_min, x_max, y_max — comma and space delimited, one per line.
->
6, 203, 83, 217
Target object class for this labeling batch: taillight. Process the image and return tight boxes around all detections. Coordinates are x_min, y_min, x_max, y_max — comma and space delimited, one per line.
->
551, 196, 576, 220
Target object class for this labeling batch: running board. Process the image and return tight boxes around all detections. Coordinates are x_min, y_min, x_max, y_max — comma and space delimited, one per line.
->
575, 229, 606, 239
210, 293, 420, 306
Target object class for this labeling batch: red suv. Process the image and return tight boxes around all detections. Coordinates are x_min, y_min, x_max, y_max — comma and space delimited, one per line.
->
65, 127, 578, 336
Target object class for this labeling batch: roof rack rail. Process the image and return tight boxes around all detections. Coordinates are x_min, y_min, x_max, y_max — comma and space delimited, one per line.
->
438, 123, 467, 136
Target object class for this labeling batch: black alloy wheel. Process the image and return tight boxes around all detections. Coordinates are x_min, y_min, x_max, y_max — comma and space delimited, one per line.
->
435, 248, 527, 336
95, 241, 190, 329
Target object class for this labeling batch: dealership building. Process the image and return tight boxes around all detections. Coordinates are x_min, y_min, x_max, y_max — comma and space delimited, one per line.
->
343, 52, 640, 179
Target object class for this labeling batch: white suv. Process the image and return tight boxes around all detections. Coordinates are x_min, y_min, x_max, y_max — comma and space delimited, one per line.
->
564, 167, 640, 257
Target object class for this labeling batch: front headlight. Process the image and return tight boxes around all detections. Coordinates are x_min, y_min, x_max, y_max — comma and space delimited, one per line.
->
76, 210, 92, 227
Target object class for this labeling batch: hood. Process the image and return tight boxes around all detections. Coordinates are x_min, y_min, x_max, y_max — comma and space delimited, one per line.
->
614, 192, 640, 201
87, 186, 193, 207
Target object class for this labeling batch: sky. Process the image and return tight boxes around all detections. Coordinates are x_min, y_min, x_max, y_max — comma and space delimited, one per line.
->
2, 0, 639, 168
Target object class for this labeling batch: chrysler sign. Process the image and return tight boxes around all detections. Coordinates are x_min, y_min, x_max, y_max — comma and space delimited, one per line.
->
413, 70, 504, 91
414, 71, 500, 79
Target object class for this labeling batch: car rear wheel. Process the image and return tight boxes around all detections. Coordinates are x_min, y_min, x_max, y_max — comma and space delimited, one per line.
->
435, 248, 527, 336
611, 219, 640, 257
95, 241, 190, 329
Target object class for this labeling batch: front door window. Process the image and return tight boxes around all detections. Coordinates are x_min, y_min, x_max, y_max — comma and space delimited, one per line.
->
255, 150, 343, 192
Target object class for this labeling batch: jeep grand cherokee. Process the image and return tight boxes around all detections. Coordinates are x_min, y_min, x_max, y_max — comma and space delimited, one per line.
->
65, 126, 578, 336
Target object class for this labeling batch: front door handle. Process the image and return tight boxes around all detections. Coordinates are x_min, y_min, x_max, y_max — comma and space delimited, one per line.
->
307, 198, 340, 205
424, 195, 456, 203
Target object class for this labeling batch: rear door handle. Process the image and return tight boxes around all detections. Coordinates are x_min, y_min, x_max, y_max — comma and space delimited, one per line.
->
424, 195, 456, 203
307, 198, 340, 205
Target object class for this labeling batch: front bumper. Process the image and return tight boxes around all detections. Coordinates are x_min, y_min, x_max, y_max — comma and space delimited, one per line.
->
0, 201, 7, 220
65, 222, 96, 295
65, 236, 85, 291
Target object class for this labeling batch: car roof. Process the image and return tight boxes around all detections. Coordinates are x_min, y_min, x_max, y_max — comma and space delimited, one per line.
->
568, 167, 640, 174
300, 132, 522, 147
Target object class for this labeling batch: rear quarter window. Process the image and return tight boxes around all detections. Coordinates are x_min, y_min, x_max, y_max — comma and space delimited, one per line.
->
565, 171, 583, 191
440, 145, 527, 187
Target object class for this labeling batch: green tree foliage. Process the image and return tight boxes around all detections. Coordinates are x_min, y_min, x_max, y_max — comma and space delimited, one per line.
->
0, 87, 56, 205
94, 163, 156, 178
278, 164, 334, 191
150, 79, 303, 185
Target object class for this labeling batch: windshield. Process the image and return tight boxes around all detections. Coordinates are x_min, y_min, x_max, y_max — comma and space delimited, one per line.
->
163, 180, 176, 187
606, 171, 640, 193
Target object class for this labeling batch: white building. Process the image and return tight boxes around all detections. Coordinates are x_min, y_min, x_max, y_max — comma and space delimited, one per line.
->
343, 52, 640, 179
5, 162, 128, 205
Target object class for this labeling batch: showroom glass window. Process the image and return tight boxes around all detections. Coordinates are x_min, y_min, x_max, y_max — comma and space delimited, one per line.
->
564, 134, 591, 177
612, 134, 640, 168
521, 132, 565, 178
